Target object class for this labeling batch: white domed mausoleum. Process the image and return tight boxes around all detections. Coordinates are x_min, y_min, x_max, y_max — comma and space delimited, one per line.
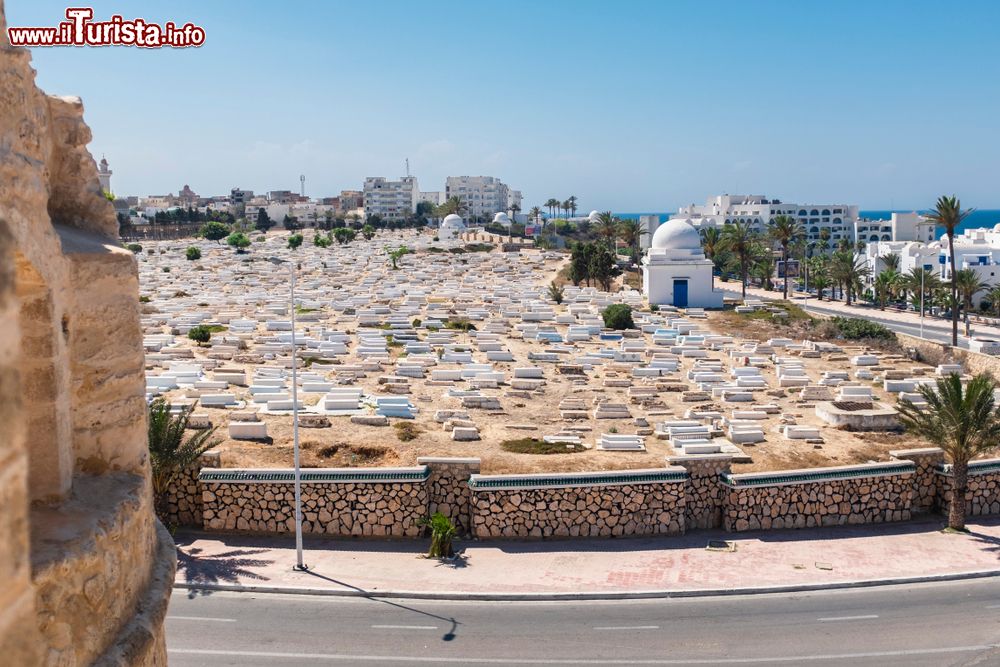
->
642, 218, 724, 308
492, 212, 511, 227
439, 213, 466, 240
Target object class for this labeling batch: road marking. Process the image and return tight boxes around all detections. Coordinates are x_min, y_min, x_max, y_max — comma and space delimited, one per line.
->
166, 616, 236, 623
817, 614, 878, 622
987, 604, 1000, 609
371, 624, 438, 630
168, 644, 1000, 663
594, 625, 660, 631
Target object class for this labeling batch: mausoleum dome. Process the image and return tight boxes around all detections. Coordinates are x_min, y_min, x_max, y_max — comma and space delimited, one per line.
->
441, 214, 465, 229
650, 218, 703, 251
493, 212, 511, 226
588, 210, 601, 223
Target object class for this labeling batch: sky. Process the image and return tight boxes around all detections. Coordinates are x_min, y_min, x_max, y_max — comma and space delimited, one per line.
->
8, 0, 1000, 212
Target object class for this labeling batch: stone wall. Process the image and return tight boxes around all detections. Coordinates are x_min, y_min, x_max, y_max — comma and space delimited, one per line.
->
938, 459, 1000, 517
890, 448, 944, 514
163, 450, 221, 528
468, 469, 687, 539
896, 332, 1000, 378
1, 0, 173, 663
722, 461, 915, 531
201, 467, 430, 537
419, 457, 480, 535
669, 455, 733, 530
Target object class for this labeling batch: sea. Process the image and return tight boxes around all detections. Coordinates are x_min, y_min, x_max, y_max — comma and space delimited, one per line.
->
615, 210, 1000, 236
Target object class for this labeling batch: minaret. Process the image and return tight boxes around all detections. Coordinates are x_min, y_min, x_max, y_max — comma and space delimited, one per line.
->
97, 155, 112, 193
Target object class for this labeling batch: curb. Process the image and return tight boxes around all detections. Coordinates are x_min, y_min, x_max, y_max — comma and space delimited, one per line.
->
174, 569, 1000, 601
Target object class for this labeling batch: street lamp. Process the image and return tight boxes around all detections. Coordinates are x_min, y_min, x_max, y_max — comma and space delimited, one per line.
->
267, 256, 307, 571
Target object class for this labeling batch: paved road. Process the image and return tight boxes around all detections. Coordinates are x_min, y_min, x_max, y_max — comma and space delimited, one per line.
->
166, 579, 1000, 666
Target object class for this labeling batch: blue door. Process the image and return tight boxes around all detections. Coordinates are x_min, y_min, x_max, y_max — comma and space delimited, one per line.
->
673, 279, 688, 308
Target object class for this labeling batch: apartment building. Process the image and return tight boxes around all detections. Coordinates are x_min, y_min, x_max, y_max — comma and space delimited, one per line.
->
445, 176, 514, 221
363, 176, 418, 220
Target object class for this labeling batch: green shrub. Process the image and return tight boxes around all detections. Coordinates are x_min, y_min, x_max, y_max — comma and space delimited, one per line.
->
412, 318, 422, 328
501, 438, 585, 455
649, 304, 659, 312
831, 317, 896, 341
419, 512, 456, 559
126, 243, 142, 253
547, 282, 564, 304
185, 246, 201, 261
187, 324, 212, 345
602, 303, 635, 330
287, 233, 304, 250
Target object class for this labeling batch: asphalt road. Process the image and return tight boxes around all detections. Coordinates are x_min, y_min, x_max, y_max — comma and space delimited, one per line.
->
166, 579, 1000, 666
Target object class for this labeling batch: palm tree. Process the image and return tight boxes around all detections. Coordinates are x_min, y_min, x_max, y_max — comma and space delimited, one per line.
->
768, 215, 805, 299
953, 268, 989, 336
567, 196, 578, 219
437, 196, 467, 217
874, 269, 901, 310
986, 284, 1000, 317
829, 250, 870, 305
898, 373, 1000, 531
880, 252, 901, 273
905, 267, 940, 317
595, 211, 618, 243
700, 227, 724, 285
528, 206, 541, 224
562, 199, 572, 220
616, 218, 646, 268
750, 238, 776, 291
545, 198, 560, 219
147, 398, 220, 522
925, 195, 974, 345
818, 228, 832, 255
721, 220, 755, 299
809, 263, 831, 301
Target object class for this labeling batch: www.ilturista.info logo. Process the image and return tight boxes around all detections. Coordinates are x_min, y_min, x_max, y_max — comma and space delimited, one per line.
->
7, 7, 205, 48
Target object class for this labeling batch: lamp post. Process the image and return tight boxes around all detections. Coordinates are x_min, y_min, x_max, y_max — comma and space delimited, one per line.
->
268, 256, 306, 570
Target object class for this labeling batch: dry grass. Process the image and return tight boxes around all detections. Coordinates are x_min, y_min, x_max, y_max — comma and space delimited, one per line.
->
394, 421, 421, 442
500, 438, 586, 455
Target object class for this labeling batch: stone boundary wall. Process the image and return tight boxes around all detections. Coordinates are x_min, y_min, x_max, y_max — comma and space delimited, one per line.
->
890, 448, 944, 514
896, 332, 1000, 378
937, 459, 1000, 517
163, 450, 220, 528
199, 467, 429, 537
721, 461, 915, 531
668, 455, 732, 530
468, 468, 687, 539
418, 457, 480, 535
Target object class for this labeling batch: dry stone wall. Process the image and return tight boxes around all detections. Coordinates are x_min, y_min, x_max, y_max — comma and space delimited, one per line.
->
201, 467, 430, 537
890, 448, 944, 514
938, 460, 1000, 517
722, 461, 915, 531
669, 455, 732, 530
468, 469, 687, 539
419, 457, 480, 535
163, 450, 220, 528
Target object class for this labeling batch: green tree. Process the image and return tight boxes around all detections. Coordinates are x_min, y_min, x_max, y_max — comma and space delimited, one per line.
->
985, 284, 1000, 317
567, 196, 578, 219
333, 227, 356, 245
226, 231, 251, 253
829, 250, 870, 305
569, 242, 595, 286
616, 218, 646, 267
954, 268, 989, 336
588, 242, 622, 291
126, 243, 143, 253
905, 266, 940, 315
287, 233, 304, 250
925, 196, 974, 345
147, 398, 220, 523
595, 211, 618, 243
200, 221, 230, 244
361, 224, 376, 240
721, 220, 755, 298
187, 324, 212, 345
768, 215, 805, 299
809, 261, 831, 301
436, 196, 468, 218
313, 232, 332, 248
602, 303, 635, 330
254, 208, 274, 232
874, 269, 900, 310
185, 246, 201, 261
898, 373, 1000, 531
388, 245, 410, 269
545, 198, 560, 220
880, 252, 901, 273
547, 281, 565, 304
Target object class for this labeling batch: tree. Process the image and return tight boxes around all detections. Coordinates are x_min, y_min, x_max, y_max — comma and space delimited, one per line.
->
721, 220, 755, 298
313, 232, 332, 248
254, 208, 274, 232
874, 269, 900, 310
528, 206, 542, 224
905, 266, 940, 315
333, 227, 356, 245
569, 242, 595, 286
925, 196, 974, 346
602, 303, 635, 330
187, 324, 212, 345
436, 196, 467, 218
588, 243, 621, 291
388, 245, 410, 269
282, 214, 300, 230
200, 221, 230, 244
287, 233, 304, 250
361, 224, 376, 241
126, 243, 142, 254
595, 211, 618, 242
829, 250, 870, 305
809, 262, 831, 301
547, 281, 565, 304
567, 196, 578, 219
880, 252, 901, 273
147, 398, 220, 523
898, 373, 1000, 531
768, 215, 805, 299
616, 218, 646, 267
226, 231, 251, 253
986, 284, 1000, 317
185, 246, 201, 261
954, 268, 988, 336
545, 198, 560, 220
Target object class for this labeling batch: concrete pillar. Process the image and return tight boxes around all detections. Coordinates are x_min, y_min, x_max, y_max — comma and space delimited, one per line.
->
890, 448, 945, 514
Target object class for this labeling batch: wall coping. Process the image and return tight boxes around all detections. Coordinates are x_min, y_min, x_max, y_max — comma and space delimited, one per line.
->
721, 460, 915, 489
889, 448, 944, 458
936, 458, 1000, 477
416, 457, 482, 466
468, 467, 688, 491
199, 466, 430, 484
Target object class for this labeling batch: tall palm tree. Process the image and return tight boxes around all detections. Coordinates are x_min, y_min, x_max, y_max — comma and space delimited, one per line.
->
986, 284, 1000, 317
595, 211, 618, 243
905, 266, 940, 317
528, 206, 541, 224
809, 260, 831, 301
898, 373, 1000, 531
616, 218, 646, 268
953, 268, 989, 336
700, 227, 724, 285
874, 269, 901, 310
721, 220, 755, 299
880, 252, 901, 273
818, 228, 832, 255
437, 196, 467, 217
545, 198, 560, 219
829, 250, 870, 305
750, 238, 775, 291
925, 195, 974, 345
562, 199, 572, 220
768, 215, 805, 299
567, 195, 578, 219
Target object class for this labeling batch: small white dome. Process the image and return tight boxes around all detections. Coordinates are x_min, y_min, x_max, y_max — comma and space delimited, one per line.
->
651, 218, 703, 250
441, 214, 465, 229
588, 210, 601, 222
493, 212, 511, 225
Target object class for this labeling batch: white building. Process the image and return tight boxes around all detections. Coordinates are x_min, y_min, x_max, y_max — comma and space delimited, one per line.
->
363, 176, 418, 220
674, 194, 859, 246
638, 215, 660, 251
418, 191, 445, 207
854, 212, 936, 245
439, 213, 466, 240
643, 218, 724, 309
97, 156, 112, 193
445, 176, 513, 221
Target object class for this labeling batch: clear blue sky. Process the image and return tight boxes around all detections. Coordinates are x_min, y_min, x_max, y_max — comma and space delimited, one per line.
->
9, 0, 1000, 211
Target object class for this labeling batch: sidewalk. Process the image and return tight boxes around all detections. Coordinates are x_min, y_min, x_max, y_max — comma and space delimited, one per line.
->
174, 517, 1000, 599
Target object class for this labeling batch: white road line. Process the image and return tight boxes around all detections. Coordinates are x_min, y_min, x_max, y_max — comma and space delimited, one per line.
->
166, 616, 236, 623
986, 604, 1000, 609
371, 624, 438, 630
817, 614, 878, 622
593, 625, 660, 631
167, 644, 1000, 664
